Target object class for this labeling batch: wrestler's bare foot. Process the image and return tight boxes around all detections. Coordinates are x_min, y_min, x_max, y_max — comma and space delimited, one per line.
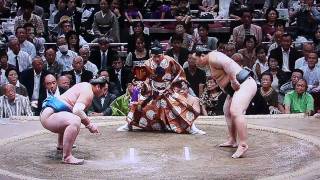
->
63, 155, 84, 165
219, 140, 238, 148
231, 144, 248, 158
116, 123, 132, 132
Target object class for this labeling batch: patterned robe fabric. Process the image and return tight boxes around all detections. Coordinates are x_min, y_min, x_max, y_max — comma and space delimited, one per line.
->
127, 55, 200, 133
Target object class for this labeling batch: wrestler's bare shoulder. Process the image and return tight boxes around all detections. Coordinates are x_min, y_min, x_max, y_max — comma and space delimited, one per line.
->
208, 51, 232, 67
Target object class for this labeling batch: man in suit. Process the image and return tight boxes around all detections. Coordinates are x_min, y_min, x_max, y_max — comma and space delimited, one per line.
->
37, 74, 67, 114
88, 81, 117, 116
108, 54, 132, 95
20, 56, 48, 113
62, 56, 93, 86
269, 33, 301, 74
89, 37, 117, 70
166, 34, 189, 66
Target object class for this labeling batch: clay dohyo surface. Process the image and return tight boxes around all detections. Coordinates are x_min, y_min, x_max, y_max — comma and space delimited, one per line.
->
0, 125, 320, 180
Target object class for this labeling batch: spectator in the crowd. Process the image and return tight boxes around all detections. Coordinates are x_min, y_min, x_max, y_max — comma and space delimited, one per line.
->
20, 56, 48, 113
299, 52, 320, 92
0, 84, 33, 118
92, 0, 120, 42
290, 0, 320, 40
43, 47, 63, 76
295, 43, 318, 69
314, 27, 320, 56
98, 68, 120, 97
175, 0, 192, 29
0, 51, 15, 85
65, 0, 82, 34
79, 47, 98, 77
110, 82, 133, 116
0, 0, 11, 19
90, 37, 117, 70
16, 0, 44, 18
62, 56, 93, 86
264, 55, 289, 92
238, 35, 257, 69
193, 23, 218, 50
0, 67, 28, 96
15, 26, 36, 58
49, 0, 68, 25
269, 33, 301, 73
88, 81, 116, 116
231, 52, 244, 67
263, 0, 289, 11
217, 0, 232, 19
57, 75, 71, 90
37, 74, 67, 114
184, 51, 206, 97
232, 8, 262, 49
200, 76, 227, 116
224, 43, 236, 57
126, 35, 150, 67
284, 78, 314, 115
127, 21, 151, 53
124, 0, 143, 23
7, 37, 32, 73
65, 30, 80, 53
279, 68, 304, 113
108, 55, 132, 95
23, 23, 45, 56
56, 35, 77, 72
199, 0, 218, 15
171, 23, 193, 51
259, 72, 281, 114
14, 0, 44, 36
267, 30, 284, 56
262, 7, 279, 42
252, 46, 269, 84
57, 16, 88, 46
166, 34, 189, 66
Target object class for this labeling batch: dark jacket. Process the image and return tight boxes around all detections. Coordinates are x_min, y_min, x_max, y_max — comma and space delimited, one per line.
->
269, 46, 301, 72
108, 67, 133, 95
166, 47, 189, 66
88, 92, 117, 116
89, 48, 118, 70
19, 69, 48, 100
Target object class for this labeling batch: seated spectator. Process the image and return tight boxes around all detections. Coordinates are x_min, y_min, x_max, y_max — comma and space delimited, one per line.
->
295, 43, 319, 69
0, 51, 15, 85
166, 34, 189, 66
57, 75, 71, 90
199, 0, 218, 15
184, 51, 206, 97
263, 0, 289, 11
37, 74, 67, 114
65, 30, 80, 53
267, 30, 284, 56
79, 47, 98, 77
231, 7, 262, 49
299, 52, 320, 92
170, 23, 193, 51
284, 79, 314, 115
252, 46, 269, 84
127, 21, 151, 53
65, 0, 82, 34
279, 68, 304, 113
125, 0, 143, 23
0, 0, 11, 19
88, 81, 116, 116
62, 56, 93, 86
7, 37, 32, 73
15, 26, 36, 58
246, 90, 270, 115
56, 35, 77, 72
14, 1, 44, 36
314, 27, 320, 56
262, 7, 279, 42
200, 77, 227, 116
0, 84, 33, 118
264, 55, 289, 92
126, 35, 149, 67
193, 23, 218, 50
92, 0, 120, 42
49, 0, 68, 25
238, 35, 257, 69
23, 23, 45, 57
43, 47, 63, 76
259, 72, 281, 114
57, 17, 88, 46
110, 82, 133, 116
231, 53, 244, 67
224, 43, 236, 57
175, 0, 192, 30
98, 68, 120, 97
108, 55, 132, 95
269, 33, 301, 73
0, 67, 28, 96
90, 37, 117, 70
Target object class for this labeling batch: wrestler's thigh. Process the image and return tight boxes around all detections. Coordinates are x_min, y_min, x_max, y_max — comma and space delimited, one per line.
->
42, 112, 81, 134
223, 95, 232, 117
230, 78, 257, 115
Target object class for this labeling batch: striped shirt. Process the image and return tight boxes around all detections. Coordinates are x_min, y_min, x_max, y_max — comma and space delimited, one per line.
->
0, 94, 33, 118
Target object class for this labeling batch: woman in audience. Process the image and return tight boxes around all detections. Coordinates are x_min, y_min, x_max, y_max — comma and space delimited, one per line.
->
252, 46, 269, 84
127, 21, 151, 53
65, 30, 80, 53
261, 7, 279, 42
259, 72, 281, 114
263, 55, 289, 92
238, 35, 257, 69
125, 35, 149, 67
200, 77, 227, 116
124, 0, 143, 23
171, 23, 193, 51
0, 68, 28, 97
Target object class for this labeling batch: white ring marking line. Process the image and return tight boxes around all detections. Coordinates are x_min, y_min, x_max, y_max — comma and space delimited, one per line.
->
184, 147, 190, 160
129, 148, 135, 162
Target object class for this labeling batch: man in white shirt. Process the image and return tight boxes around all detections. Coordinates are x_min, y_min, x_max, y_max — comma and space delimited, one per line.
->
56, 36, 78, 71
299, 52, 320, 92
79, 47, 98, 76
295, 42, 320, 69
7, 37, 32, 73
15, 26, 36, 58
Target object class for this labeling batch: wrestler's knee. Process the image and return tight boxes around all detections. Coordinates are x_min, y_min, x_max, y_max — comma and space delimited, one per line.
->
68, 116, 81, 128
229, 106, 243, 119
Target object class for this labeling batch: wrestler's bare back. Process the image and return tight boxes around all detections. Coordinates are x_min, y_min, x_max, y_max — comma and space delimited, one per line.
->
207, 51, 243, 89
59, 82, 94, 109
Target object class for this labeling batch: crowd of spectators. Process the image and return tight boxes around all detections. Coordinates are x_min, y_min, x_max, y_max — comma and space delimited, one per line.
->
0, 0, 320, 118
